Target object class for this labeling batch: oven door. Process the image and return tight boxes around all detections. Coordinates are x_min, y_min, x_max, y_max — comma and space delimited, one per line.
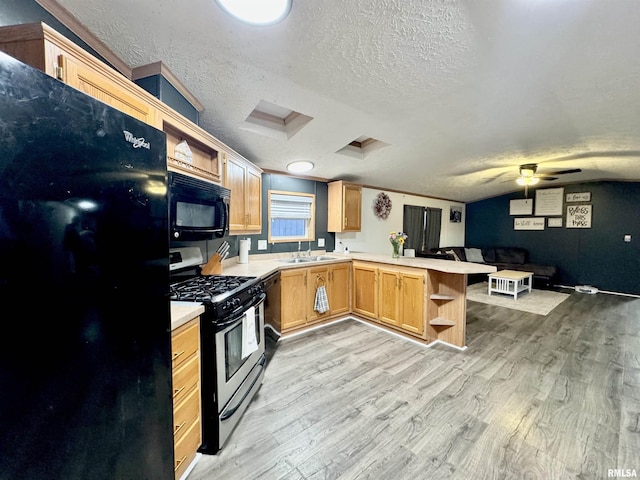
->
214, 294, 266, 412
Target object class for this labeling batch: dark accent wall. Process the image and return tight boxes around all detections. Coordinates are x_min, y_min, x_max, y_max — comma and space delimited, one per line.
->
134, 75, 200, 124
253, 173, 333, 255
466, 181, 640, 295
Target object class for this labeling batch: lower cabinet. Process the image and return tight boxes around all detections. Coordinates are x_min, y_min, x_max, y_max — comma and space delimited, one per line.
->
171, 317, 201, 480
353, 261, 427, 338
279, 262, 351, 332
378, 267, 426, 335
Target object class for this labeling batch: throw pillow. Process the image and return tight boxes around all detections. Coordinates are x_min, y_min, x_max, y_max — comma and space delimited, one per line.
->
464, 247, 485, 263
445, 249, 461, 261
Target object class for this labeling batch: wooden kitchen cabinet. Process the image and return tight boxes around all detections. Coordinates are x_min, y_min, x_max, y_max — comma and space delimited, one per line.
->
353, 261, 426, 338
279, 268, 308, 330
222, 151, 262, 234
378, 266, 426, 336
0, 22, 159, 126
171, 317, 201, 480
327, 181, 362, 232
0, 22, 229, 185
277, 262, 351, 333
352, 261, 378, 318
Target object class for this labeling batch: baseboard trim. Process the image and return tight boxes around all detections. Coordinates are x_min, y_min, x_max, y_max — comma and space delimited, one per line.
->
278, 316, 468, 351
555, 284, 640, 298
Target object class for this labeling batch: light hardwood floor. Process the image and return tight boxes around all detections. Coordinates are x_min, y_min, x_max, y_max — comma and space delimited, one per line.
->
188, 290, 640, 480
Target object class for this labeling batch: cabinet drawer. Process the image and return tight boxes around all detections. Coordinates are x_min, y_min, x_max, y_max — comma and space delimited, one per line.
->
174, 417, 201, 480
173, 384, 200, 438
172, 320, 199, 368
172, 353, 199, 404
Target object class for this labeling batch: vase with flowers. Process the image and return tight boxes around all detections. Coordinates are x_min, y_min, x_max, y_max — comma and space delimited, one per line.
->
388, 231, 407, 258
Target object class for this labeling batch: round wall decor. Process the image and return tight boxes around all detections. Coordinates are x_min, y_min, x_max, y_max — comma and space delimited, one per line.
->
374, 192, 392, 219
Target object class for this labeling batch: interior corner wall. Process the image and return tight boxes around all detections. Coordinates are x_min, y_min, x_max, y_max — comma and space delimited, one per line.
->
335, 188, 466, 254
465, 181, 640, 295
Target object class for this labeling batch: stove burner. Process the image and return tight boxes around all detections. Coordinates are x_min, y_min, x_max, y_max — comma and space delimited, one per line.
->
170, 275, 260, 304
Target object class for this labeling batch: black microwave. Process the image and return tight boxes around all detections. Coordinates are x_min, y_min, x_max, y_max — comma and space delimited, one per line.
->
168, 171, 230, 240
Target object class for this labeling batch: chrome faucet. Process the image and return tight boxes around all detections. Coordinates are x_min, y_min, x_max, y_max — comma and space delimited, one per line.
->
307, 240, 312, 257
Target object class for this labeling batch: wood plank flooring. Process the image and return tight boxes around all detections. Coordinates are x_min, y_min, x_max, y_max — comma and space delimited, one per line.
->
187, 290, 640, 480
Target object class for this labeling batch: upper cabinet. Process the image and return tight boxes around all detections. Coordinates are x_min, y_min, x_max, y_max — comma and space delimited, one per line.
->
222, 151, 262, 234
327, 181, 362, 232
0, 22, 269, 187
0, 22, 160, 127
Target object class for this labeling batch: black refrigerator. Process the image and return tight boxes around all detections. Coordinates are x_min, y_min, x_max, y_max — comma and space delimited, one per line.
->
0, 52, 174, 479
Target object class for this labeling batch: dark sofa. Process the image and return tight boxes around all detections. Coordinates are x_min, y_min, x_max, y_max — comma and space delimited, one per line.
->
426, 246, 557, 288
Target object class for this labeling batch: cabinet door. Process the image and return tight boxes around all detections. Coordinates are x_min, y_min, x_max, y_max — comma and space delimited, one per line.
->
400, 272, 425, 335
224, 154, 248, 232
378, 268, 401, 327
280, 269, 308, 330
328, 263, 350, 315
245, 164, 262, 232
352, 262, 377, 318
343, 184, 362, 231
307, 266, 330, 323
59, 54, 158, 126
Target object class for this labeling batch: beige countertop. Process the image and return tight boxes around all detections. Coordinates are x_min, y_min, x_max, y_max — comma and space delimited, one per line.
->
170, 251, 496, 331
220, 251, 497, 277
170, 301, 205, 331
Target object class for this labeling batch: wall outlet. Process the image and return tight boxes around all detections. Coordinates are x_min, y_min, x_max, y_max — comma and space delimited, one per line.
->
258, 239, 268, 250
624, 234, 632, 242
318, 238, 325, 247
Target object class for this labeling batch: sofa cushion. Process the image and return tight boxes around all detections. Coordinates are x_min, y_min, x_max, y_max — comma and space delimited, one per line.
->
464, 247, 485, 263
494, 247, 527, 265
445, 249, 462, 261
482, 248, 496, 263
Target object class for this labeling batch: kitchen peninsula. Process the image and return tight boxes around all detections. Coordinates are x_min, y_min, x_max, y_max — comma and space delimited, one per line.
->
214, 252, 496, 348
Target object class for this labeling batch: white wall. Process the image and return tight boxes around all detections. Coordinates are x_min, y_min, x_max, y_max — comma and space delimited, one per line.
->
335, 187, 466, 254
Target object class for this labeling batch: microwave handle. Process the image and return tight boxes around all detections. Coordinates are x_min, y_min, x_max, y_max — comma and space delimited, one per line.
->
215, 197, 229, 238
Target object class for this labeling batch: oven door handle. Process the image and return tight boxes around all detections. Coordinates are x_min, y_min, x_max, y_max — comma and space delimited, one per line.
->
220, 354, 266, 421
216, 292, 266, 330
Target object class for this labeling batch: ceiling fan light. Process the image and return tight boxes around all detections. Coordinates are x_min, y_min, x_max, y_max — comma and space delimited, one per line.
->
215, 0, 291, 25
516, 176, 540, 186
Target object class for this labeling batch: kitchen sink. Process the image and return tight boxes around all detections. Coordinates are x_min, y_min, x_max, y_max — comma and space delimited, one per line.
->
277, 255, 337, 264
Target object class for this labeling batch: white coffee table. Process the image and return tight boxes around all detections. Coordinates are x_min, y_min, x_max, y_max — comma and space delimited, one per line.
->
488, 270, 533, 300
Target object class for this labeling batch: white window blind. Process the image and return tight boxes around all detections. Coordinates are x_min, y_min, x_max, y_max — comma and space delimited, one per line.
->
270, 193, 313, 219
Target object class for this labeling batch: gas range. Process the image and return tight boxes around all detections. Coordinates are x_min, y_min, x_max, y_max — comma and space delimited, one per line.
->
170, 274, 263, 319
169, 246, 264, 320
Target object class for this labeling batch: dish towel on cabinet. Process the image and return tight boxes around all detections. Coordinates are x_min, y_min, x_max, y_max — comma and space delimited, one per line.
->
314, 285, 329, 313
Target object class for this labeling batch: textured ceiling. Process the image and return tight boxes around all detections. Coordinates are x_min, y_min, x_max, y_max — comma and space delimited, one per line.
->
54, 0, 640, 202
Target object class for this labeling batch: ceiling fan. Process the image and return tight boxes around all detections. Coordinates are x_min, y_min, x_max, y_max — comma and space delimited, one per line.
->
515, 163, 582, 186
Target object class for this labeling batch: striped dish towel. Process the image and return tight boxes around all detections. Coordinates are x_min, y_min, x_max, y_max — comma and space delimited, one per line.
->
314, 285, 329, 313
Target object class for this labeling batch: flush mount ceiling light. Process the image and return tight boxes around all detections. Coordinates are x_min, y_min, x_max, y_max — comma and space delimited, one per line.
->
215, 0, 292, 25
286, 161, 314, 173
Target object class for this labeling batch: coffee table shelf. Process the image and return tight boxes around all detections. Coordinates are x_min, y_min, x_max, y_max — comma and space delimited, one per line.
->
488, 270, 533, 300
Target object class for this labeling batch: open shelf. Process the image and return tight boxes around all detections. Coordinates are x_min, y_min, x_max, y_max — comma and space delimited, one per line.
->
430, 293, 455, 300
429, 317, 455, 326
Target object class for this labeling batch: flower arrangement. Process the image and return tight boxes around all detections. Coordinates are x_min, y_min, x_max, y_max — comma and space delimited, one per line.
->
388, 231, 407, 257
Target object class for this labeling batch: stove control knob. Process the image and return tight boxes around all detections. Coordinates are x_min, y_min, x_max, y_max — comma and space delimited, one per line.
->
223, 300, 233, 310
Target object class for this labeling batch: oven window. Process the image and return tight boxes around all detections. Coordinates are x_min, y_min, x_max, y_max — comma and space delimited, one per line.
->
176, 201, 217, 228
225, 309, 262, 381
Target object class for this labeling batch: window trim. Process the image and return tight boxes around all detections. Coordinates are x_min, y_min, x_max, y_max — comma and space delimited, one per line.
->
267, 190, 316, 243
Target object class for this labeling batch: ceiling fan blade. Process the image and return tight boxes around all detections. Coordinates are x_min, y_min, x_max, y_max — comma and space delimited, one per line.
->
540, 176, 558, 181
544, 168, 582, 175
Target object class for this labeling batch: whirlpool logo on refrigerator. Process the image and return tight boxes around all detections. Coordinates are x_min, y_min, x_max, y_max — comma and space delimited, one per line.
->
123, 130, 151, 149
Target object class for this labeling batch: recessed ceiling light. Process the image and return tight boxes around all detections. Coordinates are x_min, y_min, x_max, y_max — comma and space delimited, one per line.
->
286, 161, 314, 173
215, 0, 292, 25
